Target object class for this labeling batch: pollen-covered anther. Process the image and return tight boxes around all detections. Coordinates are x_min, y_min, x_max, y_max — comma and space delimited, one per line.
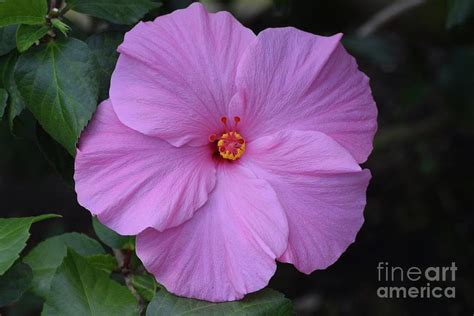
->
217, 131, 246, 161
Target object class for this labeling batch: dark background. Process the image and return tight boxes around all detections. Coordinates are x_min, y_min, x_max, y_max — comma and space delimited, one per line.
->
1, 0, 473, 315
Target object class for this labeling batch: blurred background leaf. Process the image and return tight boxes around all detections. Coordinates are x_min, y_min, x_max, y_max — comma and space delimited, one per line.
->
446, 0, 474, 28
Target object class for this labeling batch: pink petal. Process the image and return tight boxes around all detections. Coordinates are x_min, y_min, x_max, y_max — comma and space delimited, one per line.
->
243, 130, 371, 274
136, 164, 288, 302
231, 27, 377, 163
74, 100, 216, 235
110, 3, 255, 147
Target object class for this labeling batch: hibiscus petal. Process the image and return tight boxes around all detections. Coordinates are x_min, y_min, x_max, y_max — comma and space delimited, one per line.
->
74, 100, 216, 235
243, 130, 371, 274
110, 3, 255, 147
231, 27, 377, 163
136, 164, 288, 302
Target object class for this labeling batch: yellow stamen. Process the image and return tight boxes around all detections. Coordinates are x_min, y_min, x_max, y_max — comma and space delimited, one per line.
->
217, 131, 246, 160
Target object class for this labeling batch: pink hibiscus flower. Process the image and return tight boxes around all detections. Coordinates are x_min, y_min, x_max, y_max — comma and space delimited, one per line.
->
74, 3, 377, 302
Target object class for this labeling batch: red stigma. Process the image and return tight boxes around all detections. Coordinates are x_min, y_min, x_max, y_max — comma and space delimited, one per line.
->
208, 134, 217, 142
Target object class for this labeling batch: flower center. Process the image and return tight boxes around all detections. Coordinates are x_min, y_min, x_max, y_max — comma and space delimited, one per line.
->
209, 116, 246, 161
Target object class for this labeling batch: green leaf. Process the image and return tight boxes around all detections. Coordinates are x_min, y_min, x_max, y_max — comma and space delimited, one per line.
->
446, 0, 474, 28
0, 88, 7, 118
42, 250, 139, 316
86, 254, 118, 273
15, 37, 99, 156
86, 32, 123, 101
67, 0, 160, 25
0, 51, 26, 128
23, 232, 105, 298
92, 217, 134, 250
16, 24, 49, 53
0, 214, 61, 276
0, 262, 33, 307
0, 25, 17, 56
0, 0, 48, 27
146, 288, 295, 316
130, 274, 157, 302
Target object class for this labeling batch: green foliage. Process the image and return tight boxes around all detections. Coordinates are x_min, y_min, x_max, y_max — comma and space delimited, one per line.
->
0, 25, 17, 56
92, 217, 134, 250
85, 254, 118, 273
146, 288, 295, 316
15, 38, 99, 156
66, 0, 161, 25
0, 262, 33, 307
16, 24, 49, 53
0, 51, 26, 128
86, 32, 123, 101
23, 232, 105, 298
446, 0, 474, 28
42, 249, 139, 316
0, 214, 60, 275
0, 0, 48, 27
130, 274, 158, 302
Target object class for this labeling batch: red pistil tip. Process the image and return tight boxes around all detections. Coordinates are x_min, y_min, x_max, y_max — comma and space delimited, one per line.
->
220, 116, 228, 124
208, 134, 217, 142
234, 116, 241, 123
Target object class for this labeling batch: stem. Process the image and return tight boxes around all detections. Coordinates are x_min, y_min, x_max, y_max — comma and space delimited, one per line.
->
356, 0, 425, 37
125, 274, 145, 314
59, 5, 70, 17
113, 249, 145, 314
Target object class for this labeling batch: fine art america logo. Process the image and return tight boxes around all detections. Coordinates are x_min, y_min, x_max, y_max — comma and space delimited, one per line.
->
377, 262, 457, 299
